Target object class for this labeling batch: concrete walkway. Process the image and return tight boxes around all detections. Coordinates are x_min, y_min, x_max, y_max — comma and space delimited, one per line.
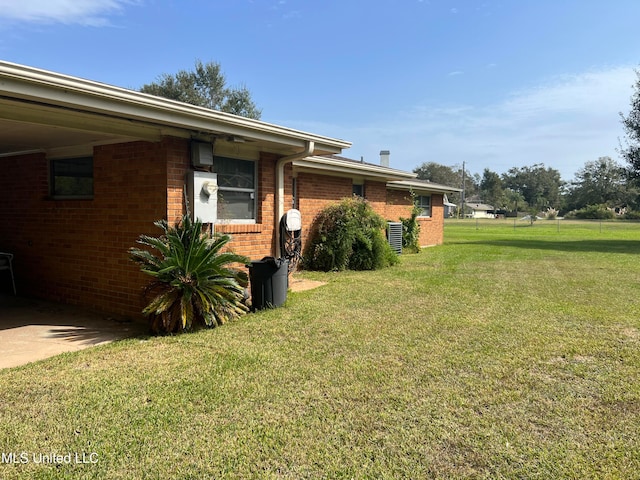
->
0, 294, 147, 370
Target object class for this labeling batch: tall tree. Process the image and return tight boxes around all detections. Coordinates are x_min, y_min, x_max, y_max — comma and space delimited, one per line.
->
413, 162, 478, 204
140, 60, 262, 119
480, 168, 505, 210
414, 162, 460, 186
501, 164, 563, 211
565, 156, 635, 211
620, 70, 640, 180
503, 188, 526, 215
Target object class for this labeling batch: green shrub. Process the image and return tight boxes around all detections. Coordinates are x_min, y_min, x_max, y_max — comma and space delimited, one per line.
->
565, 204, 615, 220
304, 197, 399, 271
399, 192, 421, 254
623, 210, 640, 220
130, 214, 249, 334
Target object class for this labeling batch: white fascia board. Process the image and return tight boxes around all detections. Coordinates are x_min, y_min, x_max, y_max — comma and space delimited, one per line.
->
0, 61, 352, 152
293, 156, 416, 181
387, 180, 463, 194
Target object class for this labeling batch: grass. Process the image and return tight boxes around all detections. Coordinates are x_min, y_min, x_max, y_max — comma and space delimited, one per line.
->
1, 218, 640, 478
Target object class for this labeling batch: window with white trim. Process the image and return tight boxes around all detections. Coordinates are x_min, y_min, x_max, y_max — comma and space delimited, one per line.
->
50, 156, 93, 198
416, 195, 431, 217
213, 156, 256, 221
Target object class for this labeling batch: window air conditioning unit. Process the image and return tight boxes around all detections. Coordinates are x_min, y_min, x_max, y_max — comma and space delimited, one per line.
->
191, 141, 214, 167
387, 222, 403, 255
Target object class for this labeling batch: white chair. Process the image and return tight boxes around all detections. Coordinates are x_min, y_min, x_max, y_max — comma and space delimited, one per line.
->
0, 252, 16, 295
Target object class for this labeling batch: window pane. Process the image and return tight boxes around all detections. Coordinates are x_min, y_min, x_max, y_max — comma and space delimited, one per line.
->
418, 195, 431, 216
213, 156, 255, 189
52, 157, 93, 196
218, 190, 255, 220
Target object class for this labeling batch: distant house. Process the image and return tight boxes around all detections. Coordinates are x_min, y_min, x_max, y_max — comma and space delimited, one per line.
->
465, 203, 495, 219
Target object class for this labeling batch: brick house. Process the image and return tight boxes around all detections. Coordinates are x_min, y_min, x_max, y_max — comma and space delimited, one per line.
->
0, 62, 458, 319
290, 155, 458, 248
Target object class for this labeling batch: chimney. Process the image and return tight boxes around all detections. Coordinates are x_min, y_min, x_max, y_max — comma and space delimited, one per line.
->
380, 150, 390, 167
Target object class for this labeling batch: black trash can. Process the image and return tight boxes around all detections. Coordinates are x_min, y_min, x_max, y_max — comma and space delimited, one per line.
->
247, 257, 289, 310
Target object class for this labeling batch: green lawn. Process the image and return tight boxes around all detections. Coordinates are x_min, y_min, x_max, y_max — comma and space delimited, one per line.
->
1, 219, 640, 478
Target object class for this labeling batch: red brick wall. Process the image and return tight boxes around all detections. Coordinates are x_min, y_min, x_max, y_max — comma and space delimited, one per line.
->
296, 172, 352, 242
364, 181, 387, 216
385, 189, 413, 222
166, 137, 190, 223
0, 141, 447, 318
422, 194, 444, 246
384, 189, 444, 246
0, 141, 171, 318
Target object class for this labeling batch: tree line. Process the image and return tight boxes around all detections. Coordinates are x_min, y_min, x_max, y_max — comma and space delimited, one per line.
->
414, 157, 638, 219
415, 69, 640, 220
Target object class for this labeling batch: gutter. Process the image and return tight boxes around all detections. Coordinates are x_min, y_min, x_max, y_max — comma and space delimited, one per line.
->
387, 179, 463, 194
0, 61, 351, 151
293, 156, 416, 181
274, 141, 315, 257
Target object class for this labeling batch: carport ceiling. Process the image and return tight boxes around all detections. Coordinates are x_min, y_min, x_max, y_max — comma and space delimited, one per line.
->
0, 94, 165, 156
0, 117, 139, 155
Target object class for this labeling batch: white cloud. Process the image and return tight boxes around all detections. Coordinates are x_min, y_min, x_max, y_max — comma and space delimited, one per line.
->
282, 10, 302, 20
290, 65, 638, 180
0, 0, 134, 26
426, 67, 634, 178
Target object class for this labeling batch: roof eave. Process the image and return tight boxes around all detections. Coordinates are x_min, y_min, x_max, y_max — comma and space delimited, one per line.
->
387, 180, 463, 194
0, 61, 351, 154
293, 156, 416, 181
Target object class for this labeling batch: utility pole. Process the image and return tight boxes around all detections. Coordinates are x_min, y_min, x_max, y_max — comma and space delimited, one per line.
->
460, 161, 466, 219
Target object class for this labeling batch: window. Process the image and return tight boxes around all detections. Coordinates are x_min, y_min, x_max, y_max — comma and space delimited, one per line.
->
213, 156, 256, 221
50, 157, 93, 198
416, 195, 431, 217
352, 183, 364, 198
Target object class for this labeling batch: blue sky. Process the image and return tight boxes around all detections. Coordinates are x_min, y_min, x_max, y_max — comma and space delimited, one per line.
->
0, 0, 639, 181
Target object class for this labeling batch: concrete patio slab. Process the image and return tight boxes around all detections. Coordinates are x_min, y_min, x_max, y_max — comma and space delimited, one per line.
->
0, 294, 146, 370
0, 277, 324, 370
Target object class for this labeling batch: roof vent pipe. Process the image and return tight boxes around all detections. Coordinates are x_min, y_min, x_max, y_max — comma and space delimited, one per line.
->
380, 150, 390, 167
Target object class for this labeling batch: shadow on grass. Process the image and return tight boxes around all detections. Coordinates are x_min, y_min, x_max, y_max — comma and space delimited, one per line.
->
451, 239, 640, 255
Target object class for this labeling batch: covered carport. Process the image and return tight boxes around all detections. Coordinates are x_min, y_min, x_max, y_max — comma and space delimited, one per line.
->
0, 61, 350, 321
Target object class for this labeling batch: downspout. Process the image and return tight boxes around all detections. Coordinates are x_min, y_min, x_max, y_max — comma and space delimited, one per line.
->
275, 140, 314, 257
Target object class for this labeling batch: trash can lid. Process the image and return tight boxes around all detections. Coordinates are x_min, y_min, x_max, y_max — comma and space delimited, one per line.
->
247, 257, 288, 269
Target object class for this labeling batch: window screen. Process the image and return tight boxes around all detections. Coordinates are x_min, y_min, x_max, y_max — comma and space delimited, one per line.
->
51, 157, 93, 197
417, 195, 431, 217
213, 156, 256, 221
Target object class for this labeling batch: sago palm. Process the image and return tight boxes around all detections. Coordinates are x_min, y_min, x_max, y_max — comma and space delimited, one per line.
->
130, 214, 249, 334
